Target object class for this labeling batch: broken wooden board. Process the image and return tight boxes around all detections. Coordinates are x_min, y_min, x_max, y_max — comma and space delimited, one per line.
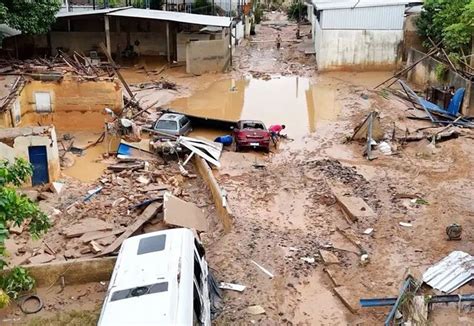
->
163, 192, 208, 231
97, 202, 162, 257
320, 250, 340, 265
62, 218, 114, 238
79, 229, 125, 244
332, 188, 376, 222
333, 286, 359, 314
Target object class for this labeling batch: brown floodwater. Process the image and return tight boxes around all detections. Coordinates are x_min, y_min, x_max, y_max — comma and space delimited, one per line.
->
169, 76, 341, 140
62, 132, 108, 182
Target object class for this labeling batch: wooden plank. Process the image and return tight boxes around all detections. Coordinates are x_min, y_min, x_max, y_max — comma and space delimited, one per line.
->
79, 228, 125, 244
97, 202, 163, 257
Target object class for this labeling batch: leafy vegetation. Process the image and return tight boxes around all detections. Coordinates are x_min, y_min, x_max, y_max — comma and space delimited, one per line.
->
434, 63, 448, 82
416, 0, 473, 57
286, 2, 307, 21
192, 0, 213, 15
0, 158, 50, 307
0, 0, 61, 34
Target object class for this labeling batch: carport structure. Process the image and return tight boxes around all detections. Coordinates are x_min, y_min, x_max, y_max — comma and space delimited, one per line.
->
53, 8, 233, 73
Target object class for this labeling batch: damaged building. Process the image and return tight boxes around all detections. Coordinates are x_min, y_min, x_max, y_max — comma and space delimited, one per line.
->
4, 8, 233, 75
0, 72, 123, 131
0, 126, 60, 186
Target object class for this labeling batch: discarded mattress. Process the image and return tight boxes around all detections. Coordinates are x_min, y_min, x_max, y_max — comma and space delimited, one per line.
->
422, 251, 474, 293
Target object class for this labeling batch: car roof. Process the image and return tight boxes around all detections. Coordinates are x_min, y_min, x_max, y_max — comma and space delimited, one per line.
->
98, 228, 196, 325
159, 113, 186, 121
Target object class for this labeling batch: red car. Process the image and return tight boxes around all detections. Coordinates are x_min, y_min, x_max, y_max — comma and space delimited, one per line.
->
233, 120, 271, 152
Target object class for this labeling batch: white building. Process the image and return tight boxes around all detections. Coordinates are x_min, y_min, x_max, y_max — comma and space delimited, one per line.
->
308, 0, 412, 71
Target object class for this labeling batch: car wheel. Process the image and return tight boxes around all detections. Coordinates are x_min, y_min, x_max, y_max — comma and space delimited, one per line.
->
235, 145, 240, 152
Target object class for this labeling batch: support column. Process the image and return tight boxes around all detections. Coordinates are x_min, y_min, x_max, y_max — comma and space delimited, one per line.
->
166, 22, 171, 63
104, 16, 111, 57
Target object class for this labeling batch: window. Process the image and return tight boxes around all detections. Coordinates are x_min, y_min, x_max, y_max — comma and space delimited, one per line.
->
137, 234, 166, 255
179, 116, 189, 128
194, 239, 205, 258
155, 120, 178, 131
193, 282, 202, 324
34, 92, 52, 113
194, 253, 203, 289
12, 99, 21, 125
242, 122, 264, 129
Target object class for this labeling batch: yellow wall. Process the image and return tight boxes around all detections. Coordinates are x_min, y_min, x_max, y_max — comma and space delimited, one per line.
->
1, 76, 123, 132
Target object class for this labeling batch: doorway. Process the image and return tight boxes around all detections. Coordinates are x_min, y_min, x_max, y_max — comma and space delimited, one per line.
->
28, 146, 50, 186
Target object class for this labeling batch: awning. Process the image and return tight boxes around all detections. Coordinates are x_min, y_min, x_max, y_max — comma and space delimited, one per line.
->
106, 8, 232, 27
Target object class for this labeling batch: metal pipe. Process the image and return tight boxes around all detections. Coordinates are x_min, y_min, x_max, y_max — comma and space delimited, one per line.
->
360, 293, 474, 308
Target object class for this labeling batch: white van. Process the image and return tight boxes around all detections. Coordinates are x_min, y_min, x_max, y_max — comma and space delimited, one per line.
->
98, 228, 216, 326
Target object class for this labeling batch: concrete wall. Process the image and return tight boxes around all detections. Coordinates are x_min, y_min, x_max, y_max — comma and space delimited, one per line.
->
0, 126, 61, 184
194, 156, 233, 233
177, 32, 212, 62
186, 34, 230, 75
403, 14, 424, 60
315, 27, 403, 71
407, 48, 473, 116
3, 77, 123, 132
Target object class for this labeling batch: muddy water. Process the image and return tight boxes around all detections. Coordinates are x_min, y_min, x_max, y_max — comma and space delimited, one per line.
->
62, 133, 107, 182
170, 76, 340, 140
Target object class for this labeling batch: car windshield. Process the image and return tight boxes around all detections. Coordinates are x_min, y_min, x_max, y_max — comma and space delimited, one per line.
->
242, 122, 264, 129
155, 120, 178, 131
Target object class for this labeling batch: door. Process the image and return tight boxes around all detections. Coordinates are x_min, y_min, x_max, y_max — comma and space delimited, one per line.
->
28, 146, 49, 186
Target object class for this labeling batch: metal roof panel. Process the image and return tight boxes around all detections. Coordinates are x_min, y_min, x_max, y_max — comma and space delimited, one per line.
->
107, 8, 232, 27
422, 251, 474, 293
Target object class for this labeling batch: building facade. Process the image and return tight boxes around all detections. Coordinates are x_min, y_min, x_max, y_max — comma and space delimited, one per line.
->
309, 0, 410, 71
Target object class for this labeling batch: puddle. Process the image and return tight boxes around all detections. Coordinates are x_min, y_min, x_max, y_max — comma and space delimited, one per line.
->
169, 76, 340, 140
62, 133, 107, 182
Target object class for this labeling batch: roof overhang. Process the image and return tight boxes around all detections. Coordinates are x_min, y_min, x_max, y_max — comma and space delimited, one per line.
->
311, 0, 413, 10
107, 8, 232, 28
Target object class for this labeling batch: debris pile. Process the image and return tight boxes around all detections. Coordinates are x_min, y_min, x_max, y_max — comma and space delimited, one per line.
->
6, 160, 213, 266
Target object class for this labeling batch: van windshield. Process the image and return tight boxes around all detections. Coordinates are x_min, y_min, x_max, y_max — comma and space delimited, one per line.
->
155, 120, 178, 131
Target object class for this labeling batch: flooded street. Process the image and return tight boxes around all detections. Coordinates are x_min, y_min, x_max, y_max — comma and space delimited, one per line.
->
170, 76, 340, 140
4, 7, 473, 326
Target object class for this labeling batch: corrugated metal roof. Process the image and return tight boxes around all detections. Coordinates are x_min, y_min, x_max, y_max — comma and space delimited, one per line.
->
56, 7, 128, 18
320, 4, 405, 30
422, 251, 474, 293
313, 0, 411, 10
107, 8, 232, 27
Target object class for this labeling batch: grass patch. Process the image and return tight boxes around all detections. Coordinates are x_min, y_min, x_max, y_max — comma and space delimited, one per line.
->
28, 309, 99, 326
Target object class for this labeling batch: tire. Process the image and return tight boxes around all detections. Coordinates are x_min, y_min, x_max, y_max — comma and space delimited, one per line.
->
235, 145, 240, 152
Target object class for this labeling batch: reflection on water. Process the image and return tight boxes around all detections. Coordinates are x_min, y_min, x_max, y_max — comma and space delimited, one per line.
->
169, 76, 340, 139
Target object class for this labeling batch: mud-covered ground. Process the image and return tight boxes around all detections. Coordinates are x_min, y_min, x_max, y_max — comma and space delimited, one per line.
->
2, 10, 474, 325
204, 11, 474, 326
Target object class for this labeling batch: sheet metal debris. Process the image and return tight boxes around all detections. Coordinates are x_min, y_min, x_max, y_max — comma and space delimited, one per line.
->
422, 251, 474, 293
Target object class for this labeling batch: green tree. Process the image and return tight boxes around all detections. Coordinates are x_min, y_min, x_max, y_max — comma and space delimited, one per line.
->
0, 0, 61, 34
416, 0, 473, 55
0, 158, 50, 307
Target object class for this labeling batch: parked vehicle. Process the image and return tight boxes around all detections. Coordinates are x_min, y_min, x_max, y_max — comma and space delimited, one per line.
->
233, 120, 271, 152
98, 228, 217, 326
153, 113, 192, 137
